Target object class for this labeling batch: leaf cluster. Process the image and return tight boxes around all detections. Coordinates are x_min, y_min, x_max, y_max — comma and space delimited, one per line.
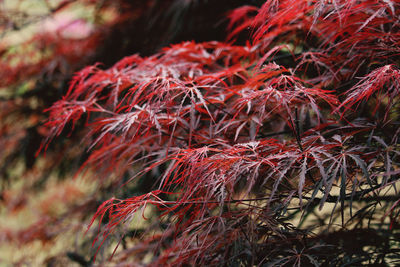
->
17, 0, 400, 265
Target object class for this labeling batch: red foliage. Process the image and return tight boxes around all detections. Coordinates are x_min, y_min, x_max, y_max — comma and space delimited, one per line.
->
39, 0, 400, 265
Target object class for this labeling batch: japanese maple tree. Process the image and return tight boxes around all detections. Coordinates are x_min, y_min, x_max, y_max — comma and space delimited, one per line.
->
5, 0, 400, 265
